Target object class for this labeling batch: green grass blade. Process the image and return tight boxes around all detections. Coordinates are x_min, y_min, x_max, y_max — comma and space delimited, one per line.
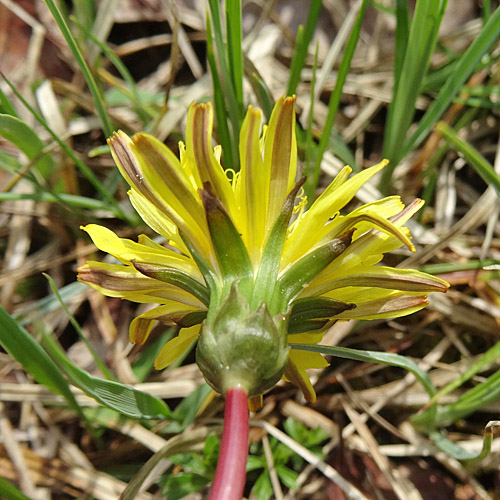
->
132, 330, 175, 382
399, 6, 500, 164
428, 430, 485, 460
426, 369, 500, 428
303, 42, 319, 203
206, 14, 236, 171
381, 0, 448, 188
428, 422, 499, 461
418, 259, 500, 274
0, 477, 35, 500
394, 0, 410, 89
41, 332, 171, 419
310, 0, 367, 201
428, 341, 500, 407
286, 0, 322, 96
249, 71, 274, 121
226, 0, 244, 112
2, 74, 129, 222
70, 15, 151, 124
290, 343, 436, 397
44, 273, 115, 381
483, 0, 491, 22
15, 282, 88, 326
437, 121, 500, 194
0, 191, 112, 211
43, 0, 113, 137
0, 306, 85, 420
207, 0, 241, 167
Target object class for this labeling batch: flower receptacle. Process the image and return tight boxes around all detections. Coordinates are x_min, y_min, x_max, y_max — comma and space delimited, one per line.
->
196, 282, 289, 397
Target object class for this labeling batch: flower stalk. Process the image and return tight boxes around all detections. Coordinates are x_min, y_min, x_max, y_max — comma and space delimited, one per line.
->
208, 386, 249, 500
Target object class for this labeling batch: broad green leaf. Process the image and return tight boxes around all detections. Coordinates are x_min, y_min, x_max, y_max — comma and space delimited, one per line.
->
0, 114, 54, 179
0, 306, 84, 419
290, 343, 436, 397
0, 86, 17, 116
162, 473, 210, 500
41, 332, 171, 420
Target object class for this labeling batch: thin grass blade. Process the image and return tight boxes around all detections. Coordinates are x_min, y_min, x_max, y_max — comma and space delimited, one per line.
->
44, 0, 113, 137
290, 343, 436, 397
226, 0, 244, 112
437, 121, 500, 194
310, 0, 367, 201
400, 6, 500, 164
381, 0, 448, 188
286, 0, 322, 96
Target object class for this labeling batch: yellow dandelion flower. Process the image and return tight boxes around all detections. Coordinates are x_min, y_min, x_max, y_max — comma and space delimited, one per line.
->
78, 96, 448, 403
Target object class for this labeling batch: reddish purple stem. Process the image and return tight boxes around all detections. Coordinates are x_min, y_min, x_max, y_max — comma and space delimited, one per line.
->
208, 386, 249, 500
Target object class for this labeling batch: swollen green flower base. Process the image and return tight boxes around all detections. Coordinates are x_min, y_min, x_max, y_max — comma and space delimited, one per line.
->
78, 96, 448, 498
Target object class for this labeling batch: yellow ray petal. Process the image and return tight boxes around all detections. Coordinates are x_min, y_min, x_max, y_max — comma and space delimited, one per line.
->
238, 106, 267, 263
185, 102, 237, 217
109, 131, 211, 259
154, 324, 201, 369
82, 224, 202, 280
263, 96, 297, 233
130, 303, 203, 344
128, 190, 189, 254
284, 161, 388, 263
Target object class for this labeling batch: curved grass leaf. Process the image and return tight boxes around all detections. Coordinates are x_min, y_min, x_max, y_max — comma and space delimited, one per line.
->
290, 343, 436, 397
415, 367, 500, 428
429, 421, 499, 461
41, 332, 171, 420
437, 121, 500, 195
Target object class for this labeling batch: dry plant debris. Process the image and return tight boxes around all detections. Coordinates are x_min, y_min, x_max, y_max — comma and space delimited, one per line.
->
1, 1, 500, 499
